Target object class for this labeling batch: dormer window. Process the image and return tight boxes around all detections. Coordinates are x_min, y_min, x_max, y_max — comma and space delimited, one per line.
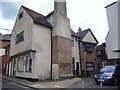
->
19, 12, 23, 19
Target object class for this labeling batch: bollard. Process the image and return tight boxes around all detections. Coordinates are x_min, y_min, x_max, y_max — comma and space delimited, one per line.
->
81, 80, 84, 88
100, 82, 103, 88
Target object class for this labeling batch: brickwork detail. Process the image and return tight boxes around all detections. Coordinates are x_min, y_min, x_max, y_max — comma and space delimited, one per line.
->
52, 36, 72, 78
80, 44, 98, 76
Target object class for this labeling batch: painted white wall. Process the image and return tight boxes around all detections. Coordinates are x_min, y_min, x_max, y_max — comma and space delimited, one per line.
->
82, 31, 97, 44
53, 13, 71, 39
46, 13, 71, 39
32, 24, 51, 80
72, 36, 81, 75
10, 7, 51, 80
10, 7, 33, 57
14, 55, 36, 79
105, 2, 120, 59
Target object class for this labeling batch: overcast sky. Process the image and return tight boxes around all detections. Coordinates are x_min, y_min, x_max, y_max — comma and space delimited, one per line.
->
0, 0, 116, 44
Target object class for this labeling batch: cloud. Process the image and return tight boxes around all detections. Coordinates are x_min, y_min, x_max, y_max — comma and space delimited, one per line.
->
0, 0, 116, 44
1, 2, 19, 20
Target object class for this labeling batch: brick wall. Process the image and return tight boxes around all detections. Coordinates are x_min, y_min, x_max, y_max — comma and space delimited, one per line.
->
52, 36, 72, 78
2, 45, 10, 74
80, 44, 98, 76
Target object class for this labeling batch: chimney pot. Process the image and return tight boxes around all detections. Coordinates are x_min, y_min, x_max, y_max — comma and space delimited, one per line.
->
78, 27, 82, 32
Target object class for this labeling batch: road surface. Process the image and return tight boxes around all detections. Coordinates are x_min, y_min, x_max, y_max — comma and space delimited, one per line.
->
66, 77, 118, 89
1, 78, 35, 90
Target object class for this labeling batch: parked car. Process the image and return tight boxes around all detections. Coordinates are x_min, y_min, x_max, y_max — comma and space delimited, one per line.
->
94, 65, 120, 85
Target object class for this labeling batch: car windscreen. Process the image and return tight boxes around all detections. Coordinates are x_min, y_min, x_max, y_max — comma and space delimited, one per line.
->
100, 66, 115, 73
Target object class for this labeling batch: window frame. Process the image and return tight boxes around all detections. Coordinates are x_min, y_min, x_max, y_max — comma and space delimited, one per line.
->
19, 12, 23, 19
86, 62, 94, 71
16, 31, 24, 44
75, 37, 78, 41
71, 36, 74, 47
17, 57, 24, 72
83, 43, 95, 53
25, 56, 32, 72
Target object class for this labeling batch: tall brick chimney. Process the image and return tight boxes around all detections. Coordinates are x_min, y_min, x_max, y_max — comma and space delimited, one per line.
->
52, 0, 72, 80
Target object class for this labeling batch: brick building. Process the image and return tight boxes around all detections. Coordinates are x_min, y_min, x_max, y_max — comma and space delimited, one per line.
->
0, 34, 10, 74
8, 0, 99, 80
96, 43, 108, 71
76, 28, 98, 76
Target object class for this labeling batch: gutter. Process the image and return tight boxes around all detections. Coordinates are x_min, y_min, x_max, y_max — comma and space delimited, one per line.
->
50, 28, 53, 80
78, 38, 82, 76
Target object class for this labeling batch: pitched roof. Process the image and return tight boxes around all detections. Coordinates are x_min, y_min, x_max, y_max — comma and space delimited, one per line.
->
96, 45, 103, 50
76, 28, 98, 44
105, 1, 117, 8
2, 34, 11, 40
76, 29, 89, 40
21, 5, 53, 29
96, 43, 106, 50
45, 11, 54, 19
71, 29, 79, 37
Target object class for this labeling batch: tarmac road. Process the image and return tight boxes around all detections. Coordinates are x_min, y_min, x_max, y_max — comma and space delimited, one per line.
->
65, 77, 118, 89
1, 78, 36, 90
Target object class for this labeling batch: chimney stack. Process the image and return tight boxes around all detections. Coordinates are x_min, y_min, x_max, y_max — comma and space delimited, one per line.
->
78, 27, 82, 32
0, 33, 2, 40
54, 0, 67, 17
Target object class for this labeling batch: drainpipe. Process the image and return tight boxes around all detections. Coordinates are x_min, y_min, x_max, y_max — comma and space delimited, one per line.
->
50, 28, 53, 80
78, 37, 82, 76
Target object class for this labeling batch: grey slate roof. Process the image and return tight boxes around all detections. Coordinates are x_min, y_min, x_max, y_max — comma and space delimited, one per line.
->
76, 29, 89, 40
45, 11, 54, 19
76, 28, 98, 44
96, 43, 106, 50
21, 5, 53, 29
71, 29, 79, 37
2, 34, 11, 40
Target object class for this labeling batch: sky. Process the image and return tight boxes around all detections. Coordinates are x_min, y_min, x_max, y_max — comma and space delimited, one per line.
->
0, 0, 116, 45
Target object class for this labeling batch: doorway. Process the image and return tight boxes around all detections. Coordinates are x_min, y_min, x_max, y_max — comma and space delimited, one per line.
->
76, 62, 80, 76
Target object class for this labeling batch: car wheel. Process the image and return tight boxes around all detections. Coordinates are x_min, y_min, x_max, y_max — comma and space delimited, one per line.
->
95, 79, 99, 84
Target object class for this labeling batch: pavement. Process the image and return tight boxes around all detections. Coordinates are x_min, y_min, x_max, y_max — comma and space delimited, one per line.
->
0, 74, 82, 88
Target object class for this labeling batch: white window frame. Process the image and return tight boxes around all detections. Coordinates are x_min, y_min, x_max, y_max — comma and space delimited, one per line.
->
17, 57, 24, 72
25, 56, 32, 72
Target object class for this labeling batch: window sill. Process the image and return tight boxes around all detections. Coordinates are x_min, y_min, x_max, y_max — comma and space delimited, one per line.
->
17, 71, 23, 72
26, 71, 32, 73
